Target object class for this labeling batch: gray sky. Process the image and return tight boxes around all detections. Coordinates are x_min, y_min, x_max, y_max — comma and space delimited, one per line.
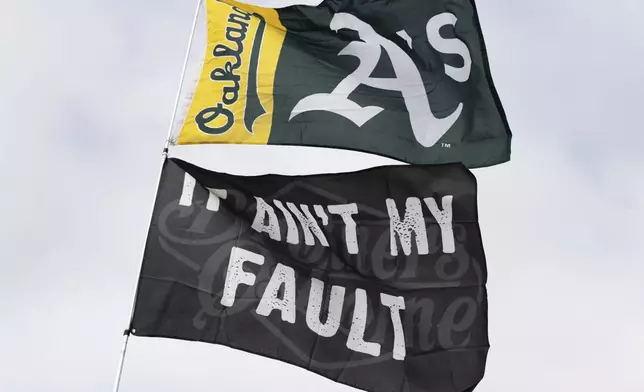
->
1, 0, 643, 391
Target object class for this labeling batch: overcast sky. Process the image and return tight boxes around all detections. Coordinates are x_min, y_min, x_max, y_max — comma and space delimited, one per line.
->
1, 0, 643, 391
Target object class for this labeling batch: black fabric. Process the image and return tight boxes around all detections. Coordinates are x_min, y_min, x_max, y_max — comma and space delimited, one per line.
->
131, 158, 489, 392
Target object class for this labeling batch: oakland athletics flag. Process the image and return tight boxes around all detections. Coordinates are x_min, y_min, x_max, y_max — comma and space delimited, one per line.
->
176, 0, 511, 168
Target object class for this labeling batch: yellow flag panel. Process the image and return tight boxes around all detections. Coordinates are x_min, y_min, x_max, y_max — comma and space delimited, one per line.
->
177, 0, 285, 145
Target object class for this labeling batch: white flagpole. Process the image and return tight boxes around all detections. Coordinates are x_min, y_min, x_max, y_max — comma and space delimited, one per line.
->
163, 0, 204, 156
112, 0, 203, 391
112, 332, 131, 392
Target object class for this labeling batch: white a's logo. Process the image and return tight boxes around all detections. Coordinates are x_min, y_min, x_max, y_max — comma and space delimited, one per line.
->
289, 12, 472, 148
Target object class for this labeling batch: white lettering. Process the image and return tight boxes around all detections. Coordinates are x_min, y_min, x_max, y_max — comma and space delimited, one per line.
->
386, 198, 429, 256
251, 197, 281, 242
206, 188, 227, 212
179, 173, 196, 207
347, 289, 381, 357
178, 173, 227, 212
426, 13, 472, 83
287, 203, 329, 247
273, 199, 299, 245
256, 263, 297, 323
314, 205, 329, 226
221, 247, 264, 307
380, 293, 406, 360
328, 203, 359, 254
306, 278, 346, 337
424, 196, 455, 254
396, 29, 413, 49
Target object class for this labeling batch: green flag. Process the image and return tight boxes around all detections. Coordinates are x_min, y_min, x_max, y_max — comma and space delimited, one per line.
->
177, 0, 511, 168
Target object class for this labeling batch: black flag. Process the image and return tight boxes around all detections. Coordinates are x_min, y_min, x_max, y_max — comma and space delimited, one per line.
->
131, 158, 489, 392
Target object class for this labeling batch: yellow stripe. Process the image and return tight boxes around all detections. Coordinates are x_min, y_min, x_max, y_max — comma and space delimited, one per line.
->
177, 0, 285, 145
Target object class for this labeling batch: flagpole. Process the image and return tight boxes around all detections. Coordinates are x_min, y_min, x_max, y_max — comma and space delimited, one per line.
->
112, 0, 203, 391
163, 0, 204, 156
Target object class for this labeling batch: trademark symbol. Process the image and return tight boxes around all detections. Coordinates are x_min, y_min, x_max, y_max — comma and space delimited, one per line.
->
441, 143, 451, 148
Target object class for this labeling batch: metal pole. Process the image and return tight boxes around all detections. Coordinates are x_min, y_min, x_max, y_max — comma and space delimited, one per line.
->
112, 332, 130, 392
163, 0, 204, 155
112, 0, 203, 391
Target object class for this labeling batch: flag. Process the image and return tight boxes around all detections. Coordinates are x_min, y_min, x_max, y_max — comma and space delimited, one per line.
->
131, 158, 489, 392
175, 0, 511, 168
